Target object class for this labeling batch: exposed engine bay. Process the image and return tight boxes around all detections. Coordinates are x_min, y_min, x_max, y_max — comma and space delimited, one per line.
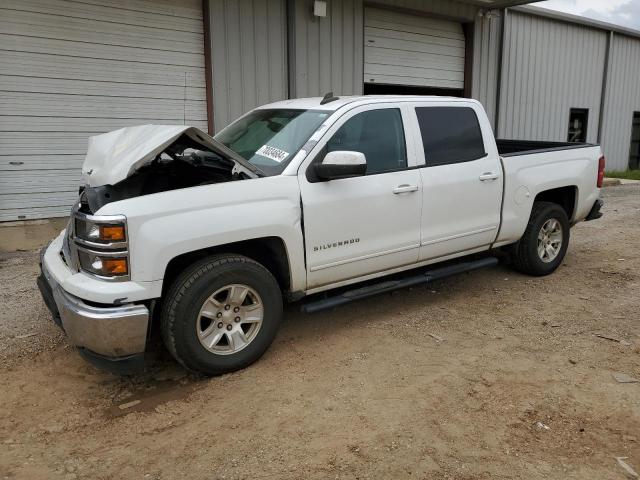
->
82, 133, 253, 213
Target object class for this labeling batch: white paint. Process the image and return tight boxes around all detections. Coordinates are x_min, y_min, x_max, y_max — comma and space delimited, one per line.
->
82, 125, 248, 187
42, 95, 603, 307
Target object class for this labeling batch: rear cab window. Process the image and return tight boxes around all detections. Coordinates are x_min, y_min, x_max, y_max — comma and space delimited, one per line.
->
415, 106, 486, 166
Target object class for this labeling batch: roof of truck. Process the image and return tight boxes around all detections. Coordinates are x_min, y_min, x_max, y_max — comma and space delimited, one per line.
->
257, 95, 475, 111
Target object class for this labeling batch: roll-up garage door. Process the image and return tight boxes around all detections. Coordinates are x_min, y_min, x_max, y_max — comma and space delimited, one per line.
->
0, 0, 208, 221
364, 7, 465, 89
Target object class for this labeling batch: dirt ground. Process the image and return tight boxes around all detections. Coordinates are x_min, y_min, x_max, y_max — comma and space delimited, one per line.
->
1, 184, 639, 480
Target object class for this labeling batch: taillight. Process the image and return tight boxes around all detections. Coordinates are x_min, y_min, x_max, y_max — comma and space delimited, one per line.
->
597, 155, 605, 188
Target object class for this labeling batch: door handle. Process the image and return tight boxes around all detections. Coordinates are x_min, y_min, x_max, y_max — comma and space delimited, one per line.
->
479, 172, 499, 181
393, 184, 419, 194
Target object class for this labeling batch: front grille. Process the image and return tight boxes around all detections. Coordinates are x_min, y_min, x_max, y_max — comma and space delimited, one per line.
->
63, 205, 80, 272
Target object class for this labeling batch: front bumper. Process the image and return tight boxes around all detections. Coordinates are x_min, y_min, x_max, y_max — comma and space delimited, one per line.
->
38, 244, 149, 374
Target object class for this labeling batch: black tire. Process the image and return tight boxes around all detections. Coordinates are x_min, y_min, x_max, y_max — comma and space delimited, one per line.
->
161, 254, 282, 375
511, 201, 570, 276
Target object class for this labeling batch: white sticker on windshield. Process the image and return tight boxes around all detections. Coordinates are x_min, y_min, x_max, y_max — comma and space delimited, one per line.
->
256, 145, 289, 163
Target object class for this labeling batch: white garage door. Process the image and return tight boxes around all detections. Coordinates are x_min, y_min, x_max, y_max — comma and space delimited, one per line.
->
364, 7, 466, 89
0, 0, 208, 221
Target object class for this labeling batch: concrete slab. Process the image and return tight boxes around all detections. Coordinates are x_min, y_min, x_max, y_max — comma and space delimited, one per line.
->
0, 218, 68, 253
619, 178, 640, 185
602, 178, 622, 187
603, 177, 640, 186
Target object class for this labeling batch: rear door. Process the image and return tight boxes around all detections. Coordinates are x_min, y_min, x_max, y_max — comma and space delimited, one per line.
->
298, 104, 422, 289
408, 102, 503, 260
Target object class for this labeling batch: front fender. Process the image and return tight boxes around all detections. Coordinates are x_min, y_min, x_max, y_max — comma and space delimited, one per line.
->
97, 176, 306, 292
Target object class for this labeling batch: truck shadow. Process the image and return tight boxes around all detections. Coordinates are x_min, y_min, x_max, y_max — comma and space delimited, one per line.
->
107, 260, 510, 415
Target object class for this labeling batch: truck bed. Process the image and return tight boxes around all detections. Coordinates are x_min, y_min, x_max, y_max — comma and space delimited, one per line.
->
496, 139, 596, 157
495, 140, 602, 248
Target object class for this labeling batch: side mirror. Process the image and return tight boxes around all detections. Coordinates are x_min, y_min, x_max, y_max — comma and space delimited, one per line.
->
315, 151, 367, 181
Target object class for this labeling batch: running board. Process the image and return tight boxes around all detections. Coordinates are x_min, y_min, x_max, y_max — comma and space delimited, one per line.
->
301, 256, 498, 314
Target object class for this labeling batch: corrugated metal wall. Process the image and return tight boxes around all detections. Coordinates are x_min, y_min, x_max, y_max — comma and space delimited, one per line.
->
600, 34, 640, 170
497, 10, 608, 143
289, 0, 499, 111
0, 0, 207, 221
289, 0, 364, 98
208, 0, 288, 130
471, 12, 502, 129
288, 0, 481, 98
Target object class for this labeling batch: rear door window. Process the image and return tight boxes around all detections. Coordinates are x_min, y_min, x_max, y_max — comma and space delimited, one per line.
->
415, 107, 486, 166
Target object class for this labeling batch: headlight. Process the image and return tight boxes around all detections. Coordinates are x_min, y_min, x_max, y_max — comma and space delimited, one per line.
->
87, 224, 126, 242
77, 250, 129, 278
75, 218, 127, 245
71, 212, 130, 280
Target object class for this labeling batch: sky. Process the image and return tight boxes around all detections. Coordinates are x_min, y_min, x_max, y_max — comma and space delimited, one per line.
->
536, 0, 640, 31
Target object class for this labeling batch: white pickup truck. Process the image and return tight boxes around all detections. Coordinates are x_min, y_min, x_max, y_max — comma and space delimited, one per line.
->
38, 95, 605, 375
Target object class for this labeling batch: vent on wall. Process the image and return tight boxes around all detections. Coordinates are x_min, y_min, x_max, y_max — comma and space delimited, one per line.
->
629, 112, 640, 170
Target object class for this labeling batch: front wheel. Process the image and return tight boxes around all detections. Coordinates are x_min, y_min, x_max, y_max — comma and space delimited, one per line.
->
161, 254, 283, 375
510, 201, 570, 276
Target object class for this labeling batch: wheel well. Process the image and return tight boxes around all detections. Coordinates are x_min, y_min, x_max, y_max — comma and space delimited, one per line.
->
534, 186, 577, 220
162, 237, 291, 295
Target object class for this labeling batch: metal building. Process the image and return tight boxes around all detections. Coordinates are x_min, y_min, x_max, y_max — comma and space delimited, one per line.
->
0, 0, 638, 221
0, 0, 208, 221
496, 6, 640, 172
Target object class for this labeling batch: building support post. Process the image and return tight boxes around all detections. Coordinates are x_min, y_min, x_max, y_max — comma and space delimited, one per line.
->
286, 0, 296, 99
597, 31, 613, 144
494, 8, 507, 138
463, 22, 475, 98
202, 0, 215, 135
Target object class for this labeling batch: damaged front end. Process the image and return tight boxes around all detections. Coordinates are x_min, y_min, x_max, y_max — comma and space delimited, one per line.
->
79, 125, 261, 213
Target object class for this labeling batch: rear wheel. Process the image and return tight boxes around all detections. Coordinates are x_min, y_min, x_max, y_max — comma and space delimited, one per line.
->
161, 254, 282, 375
511, 202, 570, 276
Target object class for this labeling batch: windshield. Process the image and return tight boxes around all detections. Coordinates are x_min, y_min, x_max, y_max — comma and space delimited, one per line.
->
214, 109, 330, 176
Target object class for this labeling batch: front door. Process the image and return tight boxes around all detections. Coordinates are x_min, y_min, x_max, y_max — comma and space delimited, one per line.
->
299, 106, 423, 289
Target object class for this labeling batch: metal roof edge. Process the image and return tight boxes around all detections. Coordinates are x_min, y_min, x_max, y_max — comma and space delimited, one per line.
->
511, 4, 640, 41
470, 0, 541, 8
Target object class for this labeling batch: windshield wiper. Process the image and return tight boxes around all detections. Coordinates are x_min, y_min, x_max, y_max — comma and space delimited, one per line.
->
251, 167, 267, 177
207, 138, 267, 178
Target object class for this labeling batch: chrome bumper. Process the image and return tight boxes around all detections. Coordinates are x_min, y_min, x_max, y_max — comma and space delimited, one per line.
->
39, 247, 149, 360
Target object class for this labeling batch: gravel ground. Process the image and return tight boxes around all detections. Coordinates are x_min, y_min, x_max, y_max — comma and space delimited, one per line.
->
0, 184, 639, 479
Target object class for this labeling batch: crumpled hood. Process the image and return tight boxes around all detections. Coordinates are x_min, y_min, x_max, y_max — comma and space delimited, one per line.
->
81, 124, 257, 187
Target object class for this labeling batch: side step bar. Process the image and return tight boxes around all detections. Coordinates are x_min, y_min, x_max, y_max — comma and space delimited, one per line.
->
301, 256, 498, 314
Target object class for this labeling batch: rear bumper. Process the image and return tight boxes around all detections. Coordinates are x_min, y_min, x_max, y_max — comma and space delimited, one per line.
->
585, 198, 604, 221
38, 244, 148, 374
